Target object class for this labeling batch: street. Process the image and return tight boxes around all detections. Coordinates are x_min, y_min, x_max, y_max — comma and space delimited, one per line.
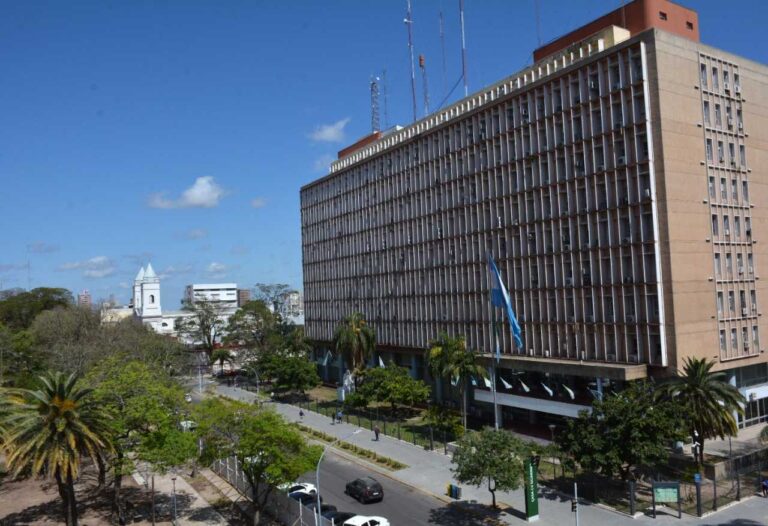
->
296, 450, 494, 526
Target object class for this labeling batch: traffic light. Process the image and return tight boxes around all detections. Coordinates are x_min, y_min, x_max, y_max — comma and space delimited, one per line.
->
571, 499, 578, 512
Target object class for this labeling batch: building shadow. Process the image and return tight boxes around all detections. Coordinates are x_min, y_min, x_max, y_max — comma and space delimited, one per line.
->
428, 501, 515, 525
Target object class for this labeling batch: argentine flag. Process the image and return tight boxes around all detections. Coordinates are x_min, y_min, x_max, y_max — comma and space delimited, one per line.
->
488, 253, 523, 348
321, 350, 331, 366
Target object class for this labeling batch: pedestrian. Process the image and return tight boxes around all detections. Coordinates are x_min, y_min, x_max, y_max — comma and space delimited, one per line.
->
374, 425, 380, 441
299, 409, 304, 421
337, 410, 343, 424
762, 478, 768, 497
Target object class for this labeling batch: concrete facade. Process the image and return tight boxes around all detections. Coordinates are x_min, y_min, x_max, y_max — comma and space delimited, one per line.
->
300, 6, 768, 426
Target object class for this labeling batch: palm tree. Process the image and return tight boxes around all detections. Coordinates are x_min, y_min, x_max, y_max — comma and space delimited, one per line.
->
656, 357, 744, 466
210, 348, 234, 375
1, 371, 113, 526
428, 333, 487, 430
759, 425, 768, 445
334, 313, 375, 376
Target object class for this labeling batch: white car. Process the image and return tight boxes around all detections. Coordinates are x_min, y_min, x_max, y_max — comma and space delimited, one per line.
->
342, 516, 389, 526
282, 482, 317, 495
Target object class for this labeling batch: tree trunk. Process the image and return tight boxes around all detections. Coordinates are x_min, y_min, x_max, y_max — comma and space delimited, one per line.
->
113, 450, 125, 524
460, 385, 468, 429
54, 471, 70, 526
488, 476, 497, 508
699, 437, 706, 467
96, 454, 107, 488
65, 471, 79, 526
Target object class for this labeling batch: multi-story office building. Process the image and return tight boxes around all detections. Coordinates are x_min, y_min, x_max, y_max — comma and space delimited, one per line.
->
184, 283, 239, 312
77, 289, 92, 308
237, 288, 251, 307
300, 0, 768, 428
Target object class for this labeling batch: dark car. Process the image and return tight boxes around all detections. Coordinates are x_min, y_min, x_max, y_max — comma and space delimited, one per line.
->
325, 511, 358, 524
306, 502, 337, 514
289, 490, 322, 505
345, 477, 384, 503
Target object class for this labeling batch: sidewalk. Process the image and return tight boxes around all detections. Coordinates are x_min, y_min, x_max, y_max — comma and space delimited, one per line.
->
216, 384, 768, 525
133, 468, 228, 525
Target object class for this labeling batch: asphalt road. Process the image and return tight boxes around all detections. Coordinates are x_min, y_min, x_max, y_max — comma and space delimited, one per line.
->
294, 451, 480, 526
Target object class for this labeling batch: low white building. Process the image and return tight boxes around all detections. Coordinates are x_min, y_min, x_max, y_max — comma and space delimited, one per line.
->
185, 283, 239, 312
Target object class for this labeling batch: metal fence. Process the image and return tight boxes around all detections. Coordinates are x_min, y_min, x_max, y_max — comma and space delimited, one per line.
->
211, 455, 343, 526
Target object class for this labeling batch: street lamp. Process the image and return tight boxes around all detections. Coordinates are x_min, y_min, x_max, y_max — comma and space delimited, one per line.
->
316, 429, 362, 525
171, 475, 178, 523
548, 424, 557, 479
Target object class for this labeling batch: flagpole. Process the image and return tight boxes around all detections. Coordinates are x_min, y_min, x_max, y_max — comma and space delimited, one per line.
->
487, 253, 500, 431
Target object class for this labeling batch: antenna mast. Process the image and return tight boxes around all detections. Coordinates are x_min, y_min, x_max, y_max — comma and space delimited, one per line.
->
370, 76, 381, 132
459, 0, 468, 97
405, 0, 418, 121
535, 0, 542, 46
382, 69, 390, 129
419, 55, 430, 115
439, 8, 447, 98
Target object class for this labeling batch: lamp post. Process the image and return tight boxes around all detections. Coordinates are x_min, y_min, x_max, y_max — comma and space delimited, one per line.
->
171, 475, 178, 523
316, 429, 362, 525
548, 424, 557, 479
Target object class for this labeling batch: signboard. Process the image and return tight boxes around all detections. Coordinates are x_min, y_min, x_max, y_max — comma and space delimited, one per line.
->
523, 457, 539, 522
651, 481, 681, 519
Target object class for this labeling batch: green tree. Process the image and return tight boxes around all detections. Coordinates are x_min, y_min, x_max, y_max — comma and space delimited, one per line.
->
87, 358, 187, 523
225, 300, 279, 351
253, 283, 292, 313
334, 312, 375, 376
357, 363, 429, 416
195, 398, 321, 525
558, 382, 683, 480
270, 355, 320, 395
759, 425, 768, 445
656, 357, 745, 466
210, 348, 235, 375
175, 300, 229, 358
0, 287, 73, 330
30, 306, 101, 375
452, 428, 527, 508
424, 405, 464, 440
2, 371, 114, 526
427, 333, 486, 429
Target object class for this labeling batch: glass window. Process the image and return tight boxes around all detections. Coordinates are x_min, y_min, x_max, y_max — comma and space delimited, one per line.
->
700, 64, 708, 87
740, 145, 746, 166
715, 104, 722, 126
706, 139, 713, 161
712, 214, 719, 235
717, 291, 724, 313
724, 70, 730, 87
729, 143, 735, 164
752, 326, 759, 347
703, 101, 710, 124
727, 253, 733, 274
709, 176, 715, 198
720, 329, 726, 351
732, 179, 738, 202
734, 73, 741, 89
718, 141, 725, 162
742, 327, 749, 348
731, 328, 738, 349
721, 178, 727, 199
712, 67, 719, 89
749, 254, 754, 273
737, 253, 744, 273
715, 253, 722, 276
729, 291, 735, 313
735, 216, 741, 237
743, 181, 749, 201
724, 215, 731, 234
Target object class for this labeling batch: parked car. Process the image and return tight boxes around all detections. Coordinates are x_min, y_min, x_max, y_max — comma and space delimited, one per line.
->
184, 393, 193, 403
288, 490, 322, 505
283, 482, 317, 495
342, 516, 389, 526
306, 503, 337, 515
325, 511, 357, 524
344, 477, 383, 503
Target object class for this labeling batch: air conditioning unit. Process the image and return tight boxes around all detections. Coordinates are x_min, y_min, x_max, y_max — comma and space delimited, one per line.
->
727, 117, 734, 128
596, 164, 605, 172
627, 315, 636, 323
589, 80, 599, 90
749, 267, 755, 274
725, 229, 731, 237
738, 121, 744, 131
586, 315, 595, 323
617, 156, 626, 166
568, 316, 576, 323
742, 307, 748, 316
563, 243, 571, 250
624, 276, 634, 283
731, 160, 737, 167
739, 267, 745, 275
522, 117, 529, 124
622, 236, 632, 244
644, 189, 652, 199
580, 351, 587, 360
744, 343, 750, 350
724, 82, 730, 92
565, 277, 573, 286
735, 85, 742, 94
543, 349, 551, 357
612, 82, 621, 91
528, 348, 535, 356
620, 197, 629, 205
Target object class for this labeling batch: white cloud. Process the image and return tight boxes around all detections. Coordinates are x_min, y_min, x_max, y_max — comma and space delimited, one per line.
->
250, 197, 267, 209
185, 228, 208, 240
313, 154, 335, 173
27, 242, 59, 254
59, 256, 116, 279
148, 176, 226, 209
157, 265, 194, 280
205, 261, 234, 280
309, 118, 350, 143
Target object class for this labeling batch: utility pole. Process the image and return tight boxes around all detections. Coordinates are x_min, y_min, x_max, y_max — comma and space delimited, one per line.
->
459, 0, 468, 96
405, 0, 418, 121
370, 76, 381, 132
419, 54, 430, 115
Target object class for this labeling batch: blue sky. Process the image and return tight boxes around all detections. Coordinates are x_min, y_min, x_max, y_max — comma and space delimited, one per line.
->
1, 0, 765, 306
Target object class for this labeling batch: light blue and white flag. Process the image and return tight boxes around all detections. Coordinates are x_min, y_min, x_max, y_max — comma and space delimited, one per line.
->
493, 321, 501, 363
488, 253, 523, 348
451, 375, 459, 387
321, 349, 331, 366
500, 376, 513, 390
519, 379, 531, 393
378, 356, 386, 368
483, 374, 492, 388
541, 382, 554, 397
562, 384, 575, 400
471, 377, 478, 387
588, 388, 603, 401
